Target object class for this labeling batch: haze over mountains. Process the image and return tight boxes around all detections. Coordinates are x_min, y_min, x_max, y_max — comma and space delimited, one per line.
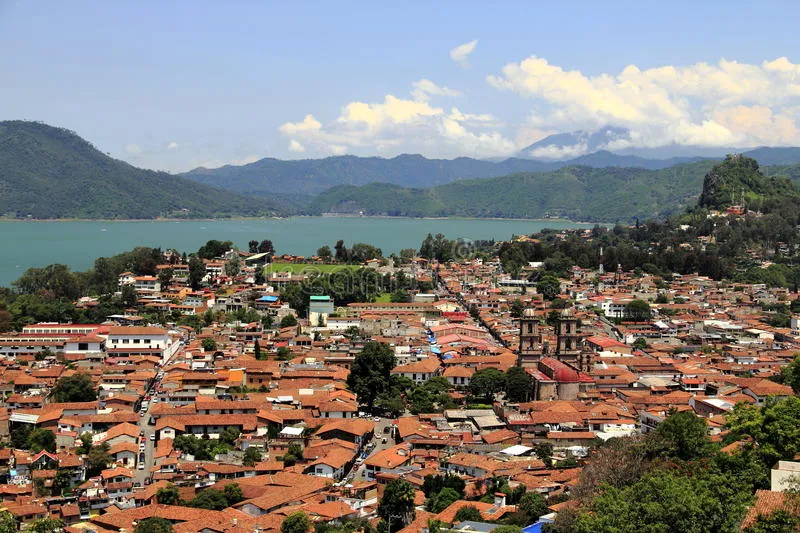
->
5, 120, 800, 222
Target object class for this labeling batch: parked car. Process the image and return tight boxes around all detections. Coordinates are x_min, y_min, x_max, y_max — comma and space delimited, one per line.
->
150, 434, 156, 441
381, 437, 387, 444
138, 462, 145, 470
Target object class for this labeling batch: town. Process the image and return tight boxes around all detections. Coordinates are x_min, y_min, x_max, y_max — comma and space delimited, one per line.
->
0, 224, 797, 533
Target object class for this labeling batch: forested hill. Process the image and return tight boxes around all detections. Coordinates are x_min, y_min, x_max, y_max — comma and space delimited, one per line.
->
0, 121, 282, 219
183, 151, 706, 196
307, 161, 720, 222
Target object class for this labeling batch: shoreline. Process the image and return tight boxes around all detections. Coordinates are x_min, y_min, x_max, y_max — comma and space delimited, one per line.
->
0, 215, 606, 225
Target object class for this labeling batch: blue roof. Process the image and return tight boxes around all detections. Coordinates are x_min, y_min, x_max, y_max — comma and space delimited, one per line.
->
258, 295, 278, 302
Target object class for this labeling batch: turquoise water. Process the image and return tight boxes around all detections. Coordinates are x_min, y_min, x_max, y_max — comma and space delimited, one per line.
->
0, 217, 592, 286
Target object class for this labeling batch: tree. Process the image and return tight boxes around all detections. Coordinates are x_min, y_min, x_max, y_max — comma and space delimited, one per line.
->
632, 337, 648, 350
158, 267, 174, 288
223, 483, 244, 505
219, 426, 241, 446
534, 442, 554, 468
188, 488, 229, 510
468, 368, 506, 402
334, 240, 348, 262
248, 240, 259, 254
510, 299, 525, 318
28, 428, 56, 453
317, 246, 332, 260
120, 283, 138, 308
778, 354, 800, 393
537, 276, 560, 300
202, 338, 218, 352
254, 340, 263, 360
378, 479, 416, 532
505, 366, 533, 402
390, 289, 411, 303
422, 474, 465, 498
243, 446, 262, 466
225, 254, 241, 277
280, 314, 298, 328
726, 396, 800, 467
135, 517, 174, 533
86, 442, 111, 476
198, 240, 233, 259
0, 511, 16, 533
453, 506, 482, 523
188, 255, 206, 290
254, 267, 266, 285
651, 410, 714, 461
347, 342, 396, 410
258, 240, 275, 255
52, 468, 73, 496
156, 484, 182, 505
276, 346, 293, 361
77, 432, 93, 455
51, 373, 97, 403
426, 487, 461, 513
28, 518, 63, 533
624, 299, 651, 321
282, 512, 312, 533
514, 491, 548, 524
491, 527, 523, 533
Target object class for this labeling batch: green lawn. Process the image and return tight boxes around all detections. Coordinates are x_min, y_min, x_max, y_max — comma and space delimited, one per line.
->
265, 262, 360, 274
375, 292, 393, 302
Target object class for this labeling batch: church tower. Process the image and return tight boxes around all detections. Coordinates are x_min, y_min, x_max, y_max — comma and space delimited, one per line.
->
555, 308, 581, 367
518, 308, 543, 367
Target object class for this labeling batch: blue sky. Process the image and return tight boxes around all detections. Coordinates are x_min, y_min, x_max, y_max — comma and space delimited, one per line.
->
2, 0, 799, 171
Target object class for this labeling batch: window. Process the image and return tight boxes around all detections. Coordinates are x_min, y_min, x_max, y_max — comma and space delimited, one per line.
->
133, 339, 140, 344
144, 339, 151, 343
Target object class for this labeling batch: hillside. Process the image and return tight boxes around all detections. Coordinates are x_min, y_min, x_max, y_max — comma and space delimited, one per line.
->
0, 121, 281, 219
308, 160, 720, 222
699, 154, 800, 211
183, 151, 711, 196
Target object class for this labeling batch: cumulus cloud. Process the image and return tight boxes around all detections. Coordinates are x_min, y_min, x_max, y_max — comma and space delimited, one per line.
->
411, 79, 462, 102
288, 139, 306, 153
279, 80, 514, 158
167, 141, 179, 150
450, 40, 477, 67
487, 55, 800, 152
125, 144, 142, 155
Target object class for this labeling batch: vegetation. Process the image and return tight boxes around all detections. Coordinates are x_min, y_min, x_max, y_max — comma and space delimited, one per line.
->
346, 341, 396, 410
51, 373, 97, 402
134, 517, 174, 533
378, 479, 416, 532
0, 121, 280, 219
281, 512, 312, 533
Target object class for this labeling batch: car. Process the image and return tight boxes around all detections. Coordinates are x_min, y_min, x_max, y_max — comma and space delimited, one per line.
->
150, 434, 155, 441
138, 462, 145, 470
373, 417, 380, 422
383, 426, 390, 434
382, 437, 387, 444
148, 416, 156, 425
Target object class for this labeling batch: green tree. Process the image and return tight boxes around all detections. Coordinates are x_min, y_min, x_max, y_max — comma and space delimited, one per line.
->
201, 338, 218, 352
243, 446, 262, 466
652, 410, 715, 461
726, 396, 800, 467
158, 267, 174, 288
223, 483, 244, 506
86, 442, 111, 476
0, 511, 16, 533
453, 506, 482, 523
378, 479, 416, 532
390, 289, 411, 303
624, 299, 651, 321
121, 283, 138, 307
317, 246, 332, 260
491, 527, 523, 533
515, 491, 548, 524
28, 518, 63, 533
254, 340, 264, 360
135, 517, 174, 533
198, 240, 233, 259
276, 346, 293, 361
225, 254, 241, 277
510, 299, 525, 318
156, 484, 182, 505
778, 355, 800, 393
282, 512, 312, 533
505, 366, 533, 402
52, 373, 97, 402
468, 368, 506, 402
534, 443, 553, 468
188, 255, 206, 290
426, 487, 461, 513
28, 428, 56, 453
280, 314, 298, 328
632, 337, 648, 350
52, 469, 73, 496
188, 488, 229, 510
347, 341, 396, 410
537, 276, 561, 300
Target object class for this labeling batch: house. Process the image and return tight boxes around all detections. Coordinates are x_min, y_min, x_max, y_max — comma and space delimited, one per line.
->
363, 443, 412, 480
391, 357, 441, 384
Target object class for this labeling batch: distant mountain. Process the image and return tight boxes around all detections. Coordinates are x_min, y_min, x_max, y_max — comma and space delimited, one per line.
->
517, 127, 631, 159
183, 150, 716, 196
308, 160, 720, 222
0, 121, 281, 219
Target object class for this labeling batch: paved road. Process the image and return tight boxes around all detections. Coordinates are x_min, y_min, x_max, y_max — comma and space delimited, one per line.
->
346, 416, 397, 482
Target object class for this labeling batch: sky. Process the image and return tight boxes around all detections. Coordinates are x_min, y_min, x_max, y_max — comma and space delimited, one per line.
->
2, 0, 800, 172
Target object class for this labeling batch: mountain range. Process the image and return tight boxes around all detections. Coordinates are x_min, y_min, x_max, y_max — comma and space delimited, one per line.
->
5, 120, 800, 222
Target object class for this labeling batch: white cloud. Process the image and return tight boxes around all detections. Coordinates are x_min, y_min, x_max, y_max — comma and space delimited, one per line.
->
167, 141, 179, 150
450, 40, 478, 68
125, 144, 142, 155
288, 139, 306, 153
487, 55, 800, 153
411, 79, 462, 102
279, 80, 515, 158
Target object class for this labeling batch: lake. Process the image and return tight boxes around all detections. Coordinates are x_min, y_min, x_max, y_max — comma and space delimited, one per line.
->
0, 217, 594, 287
